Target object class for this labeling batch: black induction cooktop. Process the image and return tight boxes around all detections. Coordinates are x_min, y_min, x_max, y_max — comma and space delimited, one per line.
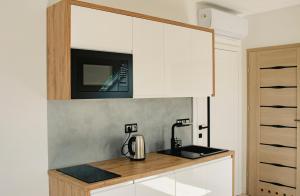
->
57, 164, 121, 184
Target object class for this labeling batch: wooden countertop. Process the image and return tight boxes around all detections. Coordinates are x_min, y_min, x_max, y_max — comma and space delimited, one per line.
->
48, 151, 234, 192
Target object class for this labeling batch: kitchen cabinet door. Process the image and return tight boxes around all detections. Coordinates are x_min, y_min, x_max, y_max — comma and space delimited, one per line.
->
90, 182, 134, 196
164, 24, 190, 97
133, 18, 165, 98
71, 5, 133, 53
175, 160, 209, 196
189, 28, 213, 97
175, 157, 232, 196
204, 157, 232, 196
164, 24, 213, 97
135, 172, 175, 196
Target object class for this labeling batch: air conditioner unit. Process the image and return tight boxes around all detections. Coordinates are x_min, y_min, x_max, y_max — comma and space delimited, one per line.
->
198, 8, 248, 39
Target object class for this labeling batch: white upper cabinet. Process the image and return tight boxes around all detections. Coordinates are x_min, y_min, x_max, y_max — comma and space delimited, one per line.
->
71, 5, 133, 53
70, 5, 213, 98
164, 24, 190, 97
189, 28, 213, 97
164, 24, 213, 97
133, 18, 165, 98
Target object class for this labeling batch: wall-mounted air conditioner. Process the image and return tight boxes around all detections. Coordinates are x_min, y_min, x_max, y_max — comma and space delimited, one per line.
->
198, 8, 248, 39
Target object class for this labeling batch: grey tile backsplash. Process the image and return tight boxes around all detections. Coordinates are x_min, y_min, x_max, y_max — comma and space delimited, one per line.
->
48, 98, 192, 169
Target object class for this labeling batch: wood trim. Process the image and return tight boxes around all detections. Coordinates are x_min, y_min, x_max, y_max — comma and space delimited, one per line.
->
70, 0, 213, 33
247, 51, 259, 195
296, 47, 300, 196
232, 153, 235, 196
49, 173, 90, 196
47, 0, 71, 100
211, 31, 216, 96
247, 43, 300, 52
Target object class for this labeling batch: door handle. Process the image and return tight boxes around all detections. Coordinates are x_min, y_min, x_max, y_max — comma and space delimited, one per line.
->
295, 119, 300, 122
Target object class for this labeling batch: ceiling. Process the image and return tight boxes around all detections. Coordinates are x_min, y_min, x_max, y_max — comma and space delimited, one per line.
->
197, 0, 300, 15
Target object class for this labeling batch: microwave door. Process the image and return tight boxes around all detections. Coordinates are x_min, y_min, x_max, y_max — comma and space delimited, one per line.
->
100, 70, 120, 91
71, 49, 133, 99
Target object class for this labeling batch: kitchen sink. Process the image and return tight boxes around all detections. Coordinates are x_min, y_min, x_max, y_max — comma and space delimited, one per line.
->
158, 145, 228, 159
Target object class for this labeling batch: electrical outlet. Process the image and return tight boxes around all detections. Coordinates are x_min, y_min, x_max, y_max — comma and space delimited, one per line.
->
176, 118, 191, 124
125, 123, 138, 133
199, 133, 203, 138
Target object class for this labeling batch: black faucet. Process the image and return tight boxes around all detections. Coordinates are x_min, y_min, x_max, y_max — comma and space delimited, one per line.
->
171, 121, 192, 151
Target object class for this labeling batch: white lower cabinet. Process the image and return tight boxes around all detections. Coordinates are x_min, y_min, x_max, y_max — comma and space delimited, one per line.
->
135, 172, 175, 196
90, 181, 135, 196
175, 157, 232, 196
175, 163, 207, 196
90, 157, 232, 196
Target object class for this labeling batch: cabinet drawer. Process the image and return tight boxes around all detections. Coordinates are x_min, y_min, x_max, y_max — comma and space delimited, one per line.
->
259, 163, 296, 188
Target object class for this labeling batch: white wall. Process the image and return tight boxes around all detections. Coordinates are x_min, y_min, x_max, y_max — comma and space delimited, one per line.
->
49, 0, 199, 25
0, 1, 48, 196
242, 5, 300, 194
243, 5, 300, 48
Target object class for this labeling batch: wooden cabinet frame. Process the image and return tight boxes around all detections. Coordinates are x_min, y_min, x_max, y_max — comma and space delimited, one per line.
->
47, 0, 215, 100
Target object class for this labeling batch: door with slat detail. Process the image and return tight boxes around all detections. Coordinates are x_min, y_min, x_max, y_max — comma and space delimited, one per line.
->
248, 44, 300, 196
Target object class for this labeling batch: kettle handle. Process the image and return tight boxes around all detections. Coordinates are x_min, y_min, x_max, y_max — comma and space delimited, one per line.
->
128, 137, 136, 156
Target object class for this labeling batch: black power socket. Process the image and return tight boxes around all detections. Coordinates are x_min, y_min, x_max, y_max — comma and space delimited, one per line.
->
125, 123, 138, 133
176, 118, 191, 124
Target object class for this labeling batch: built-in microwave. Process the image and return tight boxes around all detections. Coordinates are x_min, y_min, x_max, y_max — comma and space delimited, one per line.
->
71, 49, 133, 99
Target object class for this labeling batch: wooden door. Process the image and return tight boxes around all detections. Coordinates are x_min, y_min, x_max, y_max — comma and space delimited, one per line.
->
248, 44, 300, 196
